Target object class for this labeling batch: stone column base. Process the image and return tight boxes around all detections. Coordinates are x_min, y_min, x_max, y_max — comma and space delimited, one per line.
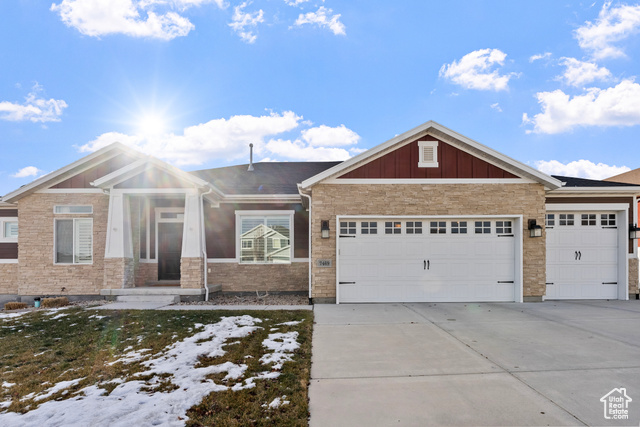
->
104, 258, 135, 289
181, 257, 204, 289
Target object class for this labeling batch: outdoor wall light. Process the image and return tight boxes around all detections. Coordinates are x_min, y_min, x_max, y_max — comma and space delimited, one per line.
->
630, 224, 640, 240
321, 220, 330, 239
528, 219, 542, 238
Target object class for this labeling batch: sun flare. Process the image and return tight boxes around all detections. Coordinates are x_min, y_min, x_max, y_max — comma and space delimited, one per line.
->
137, 114, 167, 137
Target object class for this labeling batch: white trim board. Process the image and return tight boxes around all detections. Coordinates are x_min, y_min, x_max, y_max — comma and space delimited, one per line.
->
323, 178, 536, 185
0, 259, 18, 264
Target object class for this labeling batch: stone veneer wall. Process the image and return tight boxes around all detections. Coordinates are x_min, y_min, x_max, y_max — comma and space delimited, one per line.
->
310, 183, 547, 301
103, 258, 135, 289
629, 257, 639, 296
207, 262, 308, 292
135, 262, 158, 287
17, 193, 109, 295
181, 257, 204, 289
0, 263, 18, 294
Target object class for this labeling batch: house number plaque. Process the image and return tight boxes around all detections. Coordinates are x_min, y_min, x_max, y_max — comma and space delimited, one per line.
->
316, 259, 332, 268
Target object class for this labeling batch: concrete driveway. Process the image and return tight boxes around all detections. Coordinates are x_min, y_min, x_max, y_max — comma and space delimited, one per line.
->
309, 301, 640, 426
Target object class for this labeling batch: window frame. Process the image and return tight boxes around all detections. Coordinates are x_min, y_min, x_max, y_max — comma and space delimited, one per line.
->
235, 210, 294, 264
53, 205, 93, 214
53, 218, 93, 265
0, 218, 18, 242
417, 141, 439, 168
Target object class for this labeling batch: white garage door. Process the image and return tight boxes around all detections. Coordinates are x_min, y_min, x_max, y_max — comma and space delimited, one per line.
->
337, 218, 517, 303
545, 212, 619, 300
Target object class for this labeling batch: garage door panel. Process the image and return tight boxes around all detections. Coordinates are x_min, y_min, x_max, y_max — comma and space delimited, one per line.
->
338, 217, 517, 303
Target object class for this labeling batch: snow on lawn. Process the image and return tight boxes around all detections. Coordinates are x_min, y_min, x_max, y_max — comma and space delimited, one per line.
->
0, 311, 30, 321
0, 315, 302, 426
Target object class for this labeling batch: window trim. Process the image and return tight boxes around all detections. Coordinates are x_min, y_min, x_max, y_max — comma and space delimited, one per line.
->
235, 210, 295, 264
418, 141, 439, 168
0, 218, 18, 242
53, 205, 93, 214
53, 218, 93, 265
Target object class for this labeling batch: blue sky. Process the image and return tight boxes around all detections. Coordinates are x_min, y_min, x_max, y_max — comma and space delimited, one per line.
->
2, 0, 640, 196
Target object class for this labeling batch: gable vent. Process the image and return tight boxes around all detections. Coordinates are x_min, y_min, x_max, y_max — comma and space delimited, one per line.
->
418, 141, 439, 168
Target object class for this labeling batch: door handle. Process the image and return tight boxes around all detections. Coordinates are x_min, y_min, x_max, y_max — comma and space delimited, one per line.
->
578, 251, 581, 260
575, 251, 578, 260
427, 260, 430, 270
424, 260, 426, 270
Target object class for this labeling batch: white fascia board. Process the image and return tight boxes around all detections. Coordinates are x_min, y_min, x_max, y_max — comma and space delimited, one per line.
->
2, 142, 143, 203
0, 201, 17, 207
300, 120, 562, 190
548, 187, 640, 195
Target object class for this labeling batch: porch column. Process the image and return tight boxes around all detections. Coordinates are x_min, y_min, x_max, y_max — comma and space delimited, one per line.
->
180, 191, 204, 288
103, 191, 135, 289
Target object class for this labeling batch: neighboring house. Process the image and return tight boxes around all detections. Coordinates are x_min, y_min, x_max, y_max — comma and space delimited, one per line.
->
605, 168, 640, 248
1, 120, 639, 304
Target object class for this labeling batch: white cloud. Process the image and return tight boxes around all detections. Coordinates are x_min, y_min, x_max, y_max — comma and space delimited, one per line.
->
78, 111, 361, 165
529, 52, 552, 63
293, 6, 345, 35
284, 0, 310, 6
535, 159, 630, 180
490, 103, 502, 112
228, 2, 264, 43
575, 2, 640, 59
11, 166, 43, 178
301, 124, 360, 147
0, 84, 67, 123
50, 0, 196, 40
265, 139, 351, 161
556, 57, 612, 87
439, 49, 516, 91
523, 79, 640, 134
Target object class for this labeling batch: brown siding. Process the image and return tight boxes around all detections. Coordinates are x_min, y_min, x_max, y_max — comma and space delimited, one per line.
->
0, 209, 18, 217
205, 202, 308, 259
0, 243, 18, 259
546, 196, 635, 253
339, 139, 518, 179
52, 153, 138, 188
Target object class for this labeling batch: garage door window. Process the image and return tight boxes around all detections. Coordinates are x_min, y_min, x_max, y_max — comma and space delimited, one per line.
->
361, 222, 377, 234
581, 214, 596, 226
545, 214, 555, 227
475, 221, 491, 234
559, 214, 574, 226
340, 221, 356, 235
451, 221, 467, 234
430, 221, 446, 234
385, 222, 402, 234
406, 221, 422, 234
601, 214, 616, 226
496, 221, 512, 234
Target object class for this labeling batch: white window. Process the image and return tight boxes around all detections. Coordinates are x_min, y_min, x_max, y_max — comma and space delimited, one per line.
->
55, 218, 93, 264
418, 141, 439, 168
559, 214, 574, 226
54, 205, 93, 214
238, 214, 291, 264
0, 219, 18, 242
340, 221, 357, 235
601, 214, 616, 227
429, 221, 446, 234
496, 221, 512, 234
581, 213, 596, 226
545, 214, 555, 227
406, 221, 423, 234
451, 221, 467, 234
475, 221, 491, 234
361, 222, 377, 235
385, 221, 402, 234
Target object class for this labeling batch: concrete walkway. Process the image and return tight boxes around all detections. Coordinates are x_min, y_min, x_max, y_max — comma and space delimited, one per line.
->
309, 301, 640, 426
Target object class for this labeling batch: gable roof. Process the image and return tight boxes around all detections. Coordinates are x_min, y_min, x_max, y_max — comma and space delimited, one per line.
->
190, 161, 341, 195
299, 120, 562, 190
2, 143, 144, 203
604, 168, 640, 185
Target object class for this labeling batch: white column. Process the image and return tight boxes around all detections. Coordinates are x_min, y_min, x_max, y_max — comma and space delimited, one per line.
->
181, 191, 202, 258
105, 191, 133, 258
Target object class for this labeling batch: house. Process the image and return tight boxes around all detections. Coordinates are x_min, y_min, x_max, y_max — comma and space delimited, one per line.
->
1, 120, 639, 305
605, 168, 640, 248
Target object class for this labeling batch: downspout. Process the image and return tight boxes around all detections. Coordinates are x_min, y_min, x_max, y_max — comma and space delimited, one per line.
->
299, 190, 312, 303
200, 187, 213, 301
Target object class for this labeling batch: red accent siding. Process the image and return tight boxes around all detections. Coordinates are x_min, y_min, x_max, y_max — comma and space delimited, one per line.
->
339, 139, 518, 179
52, 153, 138, 188
204, 203, 309, 259
0, 243, 18, 259
0, 209, 18, 217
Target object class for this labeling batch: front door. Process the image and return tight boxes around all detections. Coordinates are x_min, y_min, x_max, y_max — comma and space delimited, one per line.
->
158, 222, 183, 280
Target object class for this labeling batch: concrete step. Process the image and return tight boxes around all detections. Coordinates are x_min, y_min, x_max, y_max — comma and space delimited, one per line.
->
116, 294, 180, 304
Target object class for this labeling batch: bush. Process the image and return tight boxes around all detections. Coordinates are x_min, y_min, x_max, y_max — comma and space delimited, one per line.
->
41, 297, 69, 308
4, 302, 28, 311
